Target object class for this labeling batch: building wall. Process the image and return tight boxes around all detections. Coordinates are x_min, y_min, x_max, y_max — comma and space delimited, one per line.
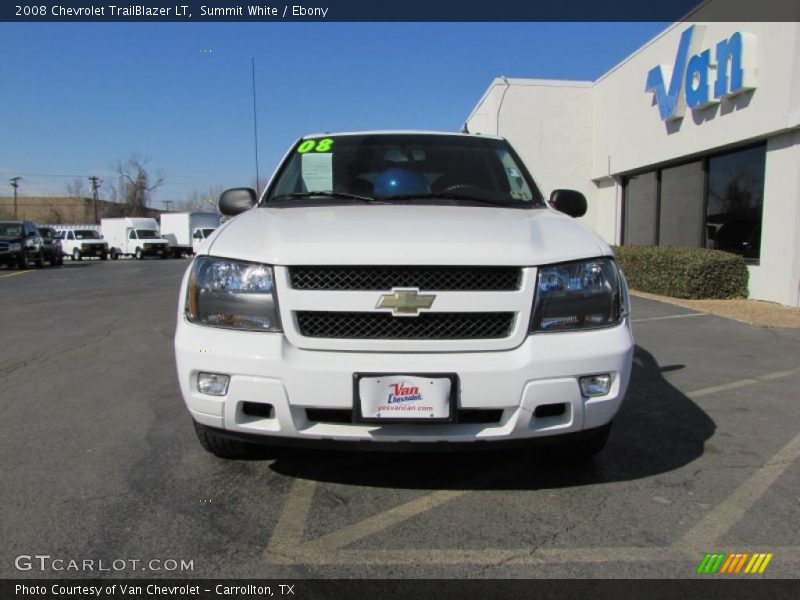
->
465, 10, 800, 306
591, 21, 800, 179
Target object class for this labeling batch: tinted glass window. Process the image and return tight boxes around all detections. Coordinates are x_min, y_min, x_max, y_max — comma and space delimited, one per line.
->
623, 171, 658, 245
659, 161, 704, 247
706, 145, 765, 260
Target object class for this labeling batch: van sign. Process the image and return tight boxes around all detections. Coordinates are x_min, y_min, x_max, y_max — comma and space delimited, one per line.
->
646, 25, 757, 122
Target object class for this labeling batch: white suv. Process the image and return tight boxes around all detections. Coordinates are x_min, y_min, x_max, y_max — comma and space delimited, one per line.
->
174, 131, 634, 458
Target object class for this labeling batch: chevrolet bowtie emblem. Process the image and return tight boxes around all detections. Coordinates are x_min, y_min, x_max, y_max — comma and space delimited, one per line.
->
376, 289, 436, 316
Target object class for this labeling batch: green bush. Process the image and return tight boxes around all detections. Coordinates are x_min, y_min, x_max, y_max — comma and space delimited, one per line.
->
611, 245, 749, 300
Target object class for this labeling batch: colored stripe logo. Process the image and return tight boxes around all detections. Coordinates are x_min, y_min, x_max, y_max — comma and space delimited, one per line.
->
697, 552, 773, 574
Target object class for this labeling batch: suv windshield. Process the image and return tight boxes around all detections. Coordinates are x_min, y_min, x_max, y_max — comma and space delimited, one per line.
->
0, 223, 23, 238
264, 133, 544, 208
75, 230, 101, 240
136, 230, 159, 239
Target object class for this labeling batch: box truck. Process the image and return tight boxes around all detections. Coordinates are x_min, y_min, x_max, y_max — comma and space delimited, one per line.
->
101, 217, 170, 260
160, 212, 220, 257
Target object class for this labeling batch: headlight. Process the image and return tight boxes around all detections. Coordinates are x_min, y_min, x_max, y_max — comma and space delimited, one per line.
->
9, 243, 21, 252
185, 256, 282, 332
530, 258, 623, 332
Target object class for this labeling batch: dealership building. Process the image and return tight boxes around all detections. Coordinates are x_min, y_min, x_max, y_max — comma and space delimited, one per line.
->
466, 10, 800, 307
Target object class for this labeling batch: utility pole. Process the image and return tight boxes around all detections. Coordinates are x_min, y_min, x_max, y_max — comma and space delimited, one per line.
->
162, 200, 173, 212
10, 177, 21, 219
89, 176, 102, 224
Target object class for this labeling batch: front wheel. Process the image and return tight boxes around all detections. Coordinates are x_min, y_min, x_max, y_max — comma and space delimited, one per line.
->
34, 251, 45, 268
193, 421, 260, 459
135, 248, 143, 260
17, 251, 30, 270
72, 248, 82, 261
110, 249, 119, 260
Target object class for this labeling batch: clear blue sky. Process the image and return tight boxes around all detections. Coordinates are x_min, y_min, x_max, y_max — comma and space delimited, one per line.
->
0, 22, 667, 203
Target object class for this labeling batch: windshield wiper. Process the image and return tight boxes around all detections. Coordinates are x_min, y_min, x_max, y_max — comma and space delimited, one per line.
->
269, 192, 391, 204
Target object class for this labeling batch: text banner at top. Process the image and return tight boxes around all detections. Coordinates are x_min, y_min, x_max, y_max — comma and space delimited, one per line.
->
4, 0, 800, 22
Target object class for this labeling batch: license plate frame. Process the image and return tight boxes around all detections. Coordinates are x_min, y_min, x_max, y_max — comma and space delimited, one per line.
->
353, 372, 458, 424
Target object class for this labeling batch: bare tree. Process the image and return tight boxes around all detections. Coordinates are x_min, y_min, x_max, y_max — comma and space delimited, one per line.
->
115, 155, 165, 217
65, 178, 86, 198
180, 185, 224, 213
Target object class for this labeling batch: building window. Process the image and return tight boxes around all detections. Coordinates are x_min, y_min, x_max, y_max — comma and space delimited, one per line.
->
706, 145, 766, 260
623, 143, 766, 262
623, 171, 657, 246
659, 161, 704, 247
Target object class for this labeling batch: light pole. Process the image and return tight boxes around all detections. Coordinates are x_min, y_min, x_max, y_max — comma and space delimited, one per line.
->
10, 177, 21, 219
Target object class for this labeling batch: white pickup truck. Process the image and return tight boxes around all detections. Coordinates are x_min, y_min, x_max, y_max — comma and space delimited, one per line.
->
175, 131, 634, 459
101, 217, 171, 260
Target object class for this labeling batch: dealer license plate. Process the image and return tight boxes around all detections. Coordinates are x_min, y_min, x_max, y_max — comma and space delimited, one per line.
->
357, 375, 452, 421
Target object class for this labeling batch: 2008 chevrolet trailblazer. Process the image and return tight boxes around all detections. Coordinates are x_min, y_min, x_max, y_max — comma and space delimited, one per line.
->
174, 132, 634, 458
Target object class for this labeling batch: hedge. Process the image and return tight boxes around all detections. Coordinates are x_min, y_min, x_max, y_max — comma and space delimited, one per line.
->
611, 245, 749, 300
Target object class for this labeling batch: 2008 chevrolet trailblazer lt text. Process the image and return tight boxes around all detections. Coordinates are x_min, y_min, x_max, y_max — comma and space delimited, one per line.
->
174, 132, 634, 458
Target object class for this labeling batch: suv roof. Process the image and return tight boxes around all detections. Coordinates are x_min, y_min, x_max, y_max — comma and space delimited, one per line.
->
300, 130, 503, 141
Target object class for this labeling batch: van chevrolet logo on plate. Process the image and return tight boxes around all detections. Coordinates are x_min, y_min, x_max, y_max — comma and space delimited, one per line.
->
376, 289, 436, 316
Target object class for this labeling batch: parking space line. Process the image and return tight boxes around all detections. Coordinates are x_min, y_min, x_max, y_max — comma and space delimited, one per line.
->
263, 478, 317, 557
0, 270, 35, 278
631, 312, 708, 323
303, 489, 468, 553
679, 430, 800, 553
687, 368, 800, 399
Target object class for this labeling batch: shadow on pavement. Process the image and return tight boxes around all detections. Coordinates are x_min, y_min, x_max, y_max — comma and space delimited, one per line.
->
266, 345, 716, 490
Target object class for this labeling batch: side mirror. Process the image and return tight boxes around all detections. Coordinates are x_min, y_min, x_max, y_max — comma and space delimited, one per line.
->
219, 188, 257, 216
549, 189, 587, 218
192, 231, 202, 239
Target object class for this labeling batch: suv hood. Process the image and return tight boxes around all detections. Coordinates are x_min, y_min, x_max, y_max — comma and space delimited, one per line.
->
206, 205, 610, 266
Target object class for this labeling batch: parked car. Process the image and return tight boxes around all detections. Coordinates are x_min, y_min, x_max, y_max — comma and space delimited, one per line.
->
0, 220, 45, 269
175, 131, 634, 459
36, 226, 64, 266
59, 229, 109, 261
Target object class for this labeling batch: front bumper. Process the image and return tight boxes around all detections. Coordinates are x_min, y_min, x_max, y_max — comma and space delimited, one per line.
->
0, 250, 23, 264
175, 316, 634, 445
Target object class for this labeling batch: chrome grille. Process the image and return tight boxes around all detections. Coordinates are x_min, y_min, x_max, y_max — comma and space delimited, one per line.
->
296, 311, 515, 340
288, 266, 521, 291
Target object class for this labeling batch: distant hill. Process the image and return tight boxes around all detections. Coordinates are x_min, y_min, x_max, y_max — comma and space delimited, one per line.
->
0, 196, 163, 224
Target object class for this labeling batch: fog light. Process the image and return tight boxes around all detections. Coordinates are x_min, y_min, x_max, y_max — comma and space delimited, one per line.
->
579, 374, 611, 397
198, 372, 230, 396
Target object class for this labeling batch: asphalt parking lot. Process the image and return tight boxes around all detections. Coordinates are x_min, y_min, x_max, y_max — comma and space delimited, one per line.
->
1, 259, 799, 579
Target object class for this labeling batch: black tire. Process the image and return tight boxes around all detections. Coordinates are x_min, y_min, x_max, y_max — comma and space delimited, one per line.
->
72, 248, 82, 262
135, 248, 143, 260
34, 251, 45, 268
50, 254, 62, 267
110, 249, 119, 260
100, 252, 108, 261
193, 421, 259, 459
562, 422, 612, 461
17, 251, 30, 270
